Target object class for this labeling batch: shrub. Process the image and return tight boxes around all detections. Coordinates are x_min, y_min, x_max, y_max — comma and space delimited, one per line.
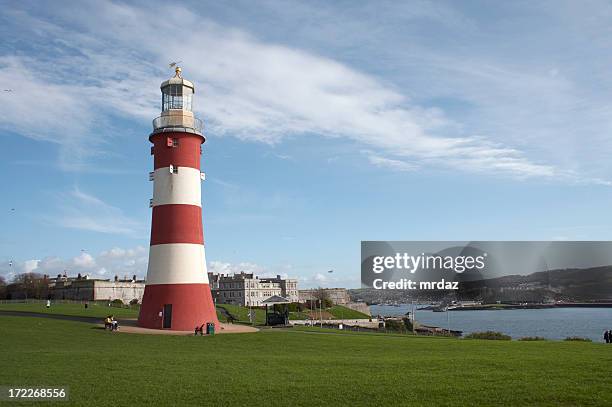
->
287, 302, 302, 312
519, 336, 546, 341
129, 298, 139, 306
384, 319, 409, 333
564, 337, 592, 342
402, 317, 413, 332
465, 331, 511, 340
111, 299, 124, 307
305, 299, 333, 309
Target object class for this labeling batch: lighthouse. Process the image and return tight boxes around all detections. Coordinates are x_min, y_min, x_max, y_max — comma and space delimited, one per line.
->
138, 66, 219, 331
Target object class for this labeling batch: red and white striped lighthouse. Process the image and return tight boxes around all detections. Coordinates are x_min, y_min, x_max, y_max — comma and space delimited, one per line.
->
138, 66, 219, 331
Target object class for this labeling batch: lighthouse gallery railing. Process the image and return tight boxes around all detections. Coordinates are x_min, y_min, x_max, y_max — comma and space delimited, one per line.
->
152, 115, 203, 133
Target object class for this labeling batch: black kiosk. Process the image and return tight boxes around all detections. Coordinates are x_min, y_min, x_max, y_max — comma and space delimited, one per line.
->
262, 295, 291, 326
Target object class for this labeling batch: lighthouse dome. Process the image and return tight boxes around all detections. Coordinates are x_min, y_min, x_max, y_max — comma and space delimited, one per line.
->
152, 66, 203, 136
160, 66, 195, 111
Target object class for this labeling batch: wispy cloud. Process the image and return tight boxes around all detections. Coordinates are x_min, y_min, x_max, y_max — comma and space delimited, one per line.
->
0, 1, 601, 182
364, 151, 418, 172
48, 187, 144, 236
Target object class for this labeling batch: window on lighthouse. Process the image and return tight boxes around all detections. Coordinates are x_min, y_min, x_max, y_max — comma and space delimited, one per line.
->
162, 84, 193, 111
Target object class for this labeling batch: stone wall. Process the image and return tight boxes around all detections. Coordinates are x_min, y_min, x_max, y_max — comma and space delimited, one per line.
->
50, 280, 144, 303
93, 282, 144, 303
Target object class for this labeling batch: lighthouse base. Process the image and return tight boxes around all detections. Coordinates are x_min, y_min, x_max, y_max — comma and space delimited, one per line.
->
138, 283, 219, 331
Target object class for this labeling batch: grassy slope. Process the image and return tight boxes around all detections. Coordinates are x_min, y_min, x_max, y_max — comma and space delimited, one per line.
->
216, 303, 266, 324
328, 305, 370, 319
215, 303, 369, 324
1, 316, 612, 406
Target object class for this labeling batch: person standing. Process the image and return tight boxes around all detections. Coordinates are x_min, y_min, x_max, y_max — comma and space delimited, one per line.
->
605, 330, 610, 344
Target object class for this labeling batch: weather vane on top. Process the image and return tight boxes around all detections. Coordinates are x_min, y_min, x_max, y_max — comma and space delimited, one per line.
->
169, 61, 183, 78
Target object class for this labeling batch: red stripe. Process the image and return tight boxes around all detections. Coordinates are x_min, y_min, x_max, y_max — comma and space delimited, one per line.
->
150, 204, 204, 245
151, 132, 204, 170
138, 283, 219, 331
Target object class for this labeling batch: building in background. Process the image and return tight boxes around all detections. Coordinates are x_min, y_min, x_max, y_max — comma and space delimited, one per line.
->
209, 272, 298, 306
49, 275, 145, 303
298, 288, 350, 305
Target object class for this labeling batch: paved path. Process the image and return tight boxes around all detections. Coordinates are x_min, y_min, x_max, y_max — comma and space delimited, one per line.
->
0, 310, 102, 323
0, 310, 259, 335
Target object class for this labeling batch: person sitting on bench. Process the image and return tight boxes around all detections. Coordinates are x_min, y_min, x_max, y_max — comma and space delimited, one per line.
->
111, 316, 119, 331
104, 316, 112, 330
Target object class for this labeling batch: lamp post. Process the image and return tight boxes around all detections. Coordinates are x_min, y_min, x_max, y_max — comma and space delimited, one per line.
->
411, 299, 416, 334
249, 286, 253, 325
308, 291, 313, 325
319, 297, 323, 328
320, 270, 334, 328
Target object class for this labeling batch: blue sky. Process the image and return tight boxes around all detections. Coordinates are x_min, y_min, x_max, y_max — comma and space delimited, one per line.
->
2, 0, 612, 288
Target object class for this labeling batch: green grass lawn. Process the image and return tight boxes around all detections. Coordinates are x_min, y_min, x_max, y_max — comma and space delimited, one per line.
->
1, 315, 611, 406
0, 301, 139, 319
0, 302, 369, 325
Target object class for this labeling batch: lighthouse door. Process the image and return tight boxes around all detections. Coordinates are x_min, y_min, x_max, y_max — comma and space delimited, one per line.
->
163, 304, 172, 328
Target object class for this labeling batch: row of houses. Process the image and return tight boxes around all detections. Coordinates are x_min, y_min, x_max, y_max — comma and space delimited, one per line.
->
45, 273, 352, 307
209, 272, 353, 306
209, 272, 299, 306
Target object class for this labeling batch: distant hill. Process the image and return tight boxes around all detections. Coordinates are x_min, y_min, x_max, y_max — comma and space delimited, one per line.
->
463, 265, 612, 301
351, 265, 612, 304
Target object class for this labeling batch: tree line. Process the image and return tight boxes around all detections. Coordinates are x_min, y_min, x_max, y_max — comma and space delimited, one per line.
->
0, 273, 51, 300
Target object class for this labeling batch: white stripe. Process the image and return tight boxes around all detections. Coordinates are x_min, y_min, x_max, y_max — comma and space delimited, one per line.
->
146, 243, 209, 285
152, 166, 201, 207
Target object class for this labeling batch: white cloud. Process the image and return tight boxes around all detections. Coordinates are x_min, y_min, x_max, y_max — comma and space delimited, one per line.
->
0, 246, 149, 281
23, 259, 40, 273
208, 261, 268, 276
207, 261, 296, 280
1, 250, 357, 288
0, 1, 594, 181
312, 273, 330, 284
72, 252, 96, 268
298, 271, 360, 289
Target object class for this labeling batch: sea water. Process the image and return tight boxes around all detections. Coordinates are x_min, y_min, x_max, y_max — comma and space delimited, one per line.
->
370, 305, 612, 342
